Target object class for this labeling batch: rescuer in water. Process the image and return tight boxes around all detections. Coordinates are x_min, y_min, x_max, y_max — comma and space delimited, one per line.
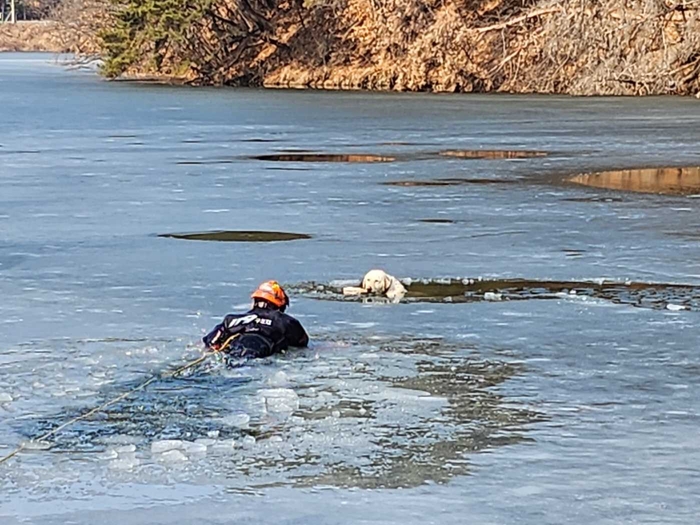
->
203, 280, 309, 360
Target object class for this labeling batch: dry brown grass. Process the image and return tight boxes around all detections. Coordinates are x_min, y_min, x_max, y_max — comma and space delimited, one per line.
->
262, 0, 700, 95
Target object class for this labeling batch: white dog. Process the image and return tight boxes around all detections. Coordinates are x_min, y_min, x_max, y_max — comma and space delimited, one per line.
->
343, 269, 407, 303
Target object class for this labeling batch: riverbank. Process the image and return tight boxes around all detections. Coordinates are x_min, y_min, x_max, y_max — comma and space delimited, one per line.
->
0, 21, 69, 52
97, 0, 700, 97
6, 0, 700, 97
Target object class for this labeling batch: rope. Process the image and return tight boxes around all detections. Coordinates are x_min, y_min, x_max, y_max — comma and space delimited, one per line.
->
0, 334, 239, 466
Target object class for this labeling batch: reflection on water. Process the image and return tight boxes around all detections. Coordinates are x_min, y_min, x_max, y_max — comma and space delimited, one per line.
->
570, 167, 700, 195
250, 153, 396, 163
248, 150, 548, 164
158, 231, 313, 242
292, 278, 700, 311
439, 150, 547, 159
9, 338, 540, 489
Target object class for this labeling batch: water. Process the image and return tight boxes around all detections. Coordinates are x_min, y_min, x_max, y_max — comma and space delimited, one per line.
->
1, 53, 700, 524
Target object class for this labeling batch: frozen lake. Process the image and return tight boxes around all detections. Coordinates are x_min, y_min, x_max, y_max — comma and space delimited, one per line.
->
1, 53, 699, 524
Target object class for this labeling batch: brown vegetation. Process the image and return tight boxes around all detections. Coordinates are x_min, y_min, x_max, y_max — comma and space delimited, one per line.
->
6, 0, 700, 96
259, 0, 700, 95
0, 0, 101, 54
0, 21, 67, 52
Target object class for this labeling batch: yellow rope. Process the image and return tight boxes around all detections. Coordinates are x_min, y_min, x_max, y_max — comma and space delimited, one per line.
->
0, 334, 238, 466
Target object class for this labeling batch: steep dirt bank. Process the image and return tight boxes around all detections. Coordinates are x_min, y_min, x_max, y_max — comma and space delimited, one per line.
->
256, 0, 700, 96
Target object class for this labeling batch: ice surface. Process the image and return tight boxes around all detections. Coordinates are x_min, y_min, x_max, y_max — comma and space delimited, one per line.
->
3, 56, 700, 525
109, 456, 141, 470
183, 442, 207, 454
258, 388, 300, 414
21, 440, 51, 451
220, 413, 251, 428
666, 304, 687, 311
150, 440, 185, 454
159, 450, 188, 462
268, 371, 290, 387
211, 439, 236, 450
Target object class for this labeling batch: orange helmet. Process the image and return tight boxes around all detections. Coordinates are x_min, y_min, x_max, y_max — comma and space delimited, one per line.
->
251, 280, 289, 309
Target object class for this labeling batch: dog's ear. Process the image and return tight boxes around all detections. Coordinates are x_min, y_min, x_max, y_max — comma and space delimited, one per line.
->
383, 275, 392, 293
361, 271, 373, 290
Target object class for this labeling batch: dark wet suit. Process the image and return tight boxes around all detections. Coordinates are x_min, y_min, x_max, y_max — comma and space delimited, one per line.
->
203, 306, 309, 361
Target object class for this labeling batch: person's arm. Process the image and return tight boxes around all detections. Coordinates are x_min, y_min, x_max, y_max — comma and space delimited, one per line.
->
203, 322, 226, 350
285, 316, 309, 348
203, 314, 247, 350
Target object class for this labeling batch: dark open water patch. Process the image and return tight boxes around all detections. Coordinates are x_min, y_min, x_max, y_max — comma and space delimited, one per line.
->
292, 278, 700, 311
265, 167, 314, 172
250, 153, 396, 163
176, 159, 235, 165
418, 218, 455, 224
383, 178, 517, 187
562, 249, 586, 258
570, 167, 700, 195
665, 231, 700, 241
0, 150, 41, 155
159, 231, 312, 242
378, 141, 436, 146
248, 150, 549, 164
438, 150, 547, 160
562, 196, 625, 203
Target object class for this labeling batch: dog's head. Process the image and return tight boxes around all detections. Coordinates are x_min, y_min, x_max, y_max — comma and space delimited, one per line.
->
362, 269, 392, 294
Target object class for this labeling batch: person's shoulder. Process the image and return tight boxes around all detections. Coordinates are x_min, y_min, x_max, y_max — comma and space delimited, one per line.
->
224, 310, 255, 322
277, 311, 301, 322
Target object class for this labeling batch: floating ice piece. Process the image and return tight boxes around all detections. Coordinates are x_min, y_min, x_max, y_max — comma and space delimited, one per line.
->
115, 445, 137, 454
109, 457, 140, 470
159, 450, 188, 462
666, 304, 687, 311
194, 438, 217, 447
484, 292, 503, 301
207, 430, 220, 439
150, 440, 185, 454
22, 440, 51, 451
259, 388, 299, 414
211, 439, 236, 450
0, 393, 13, 403
101, 434, 140, 445
221, 413, 250, 428
268, 371, 289, 387
241, 435, 256, 447
183, 442, 207, 454
100, 449, 119, 460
